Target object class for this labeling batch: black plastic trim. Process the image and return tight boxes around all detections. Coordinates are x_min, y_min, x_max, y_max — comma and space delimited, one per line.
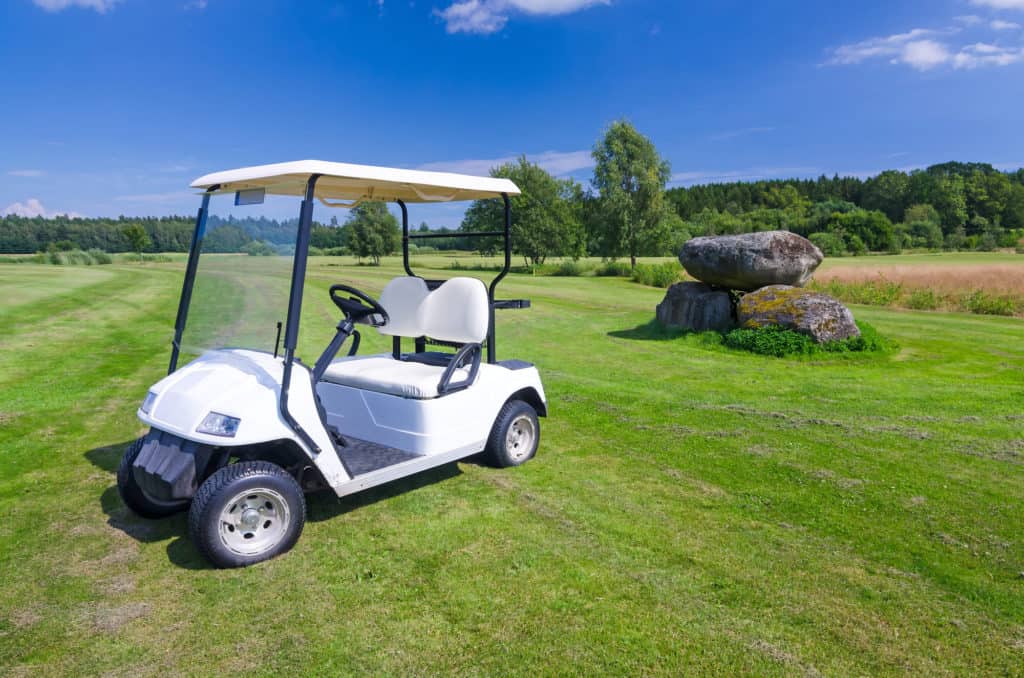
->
437, 343, 482, 395
279, 174, 323, 456
168, 193, 211, 374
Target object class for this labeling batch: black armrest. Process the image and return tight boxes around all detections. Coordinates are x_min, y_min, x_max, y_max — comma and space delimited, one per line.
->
492, 299, 530, 310
437, 343, 482, 395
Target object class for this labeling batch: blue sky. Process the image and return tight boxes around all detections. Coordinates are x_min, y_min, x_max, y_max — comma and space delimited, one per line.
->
2, 0, 1023, 226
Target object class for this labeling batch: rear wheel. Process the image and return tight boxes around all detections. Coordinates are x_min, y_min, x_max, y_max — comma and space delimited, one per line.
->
188, 461, 305, 568
482, 399, 540, 468
117, 437, 189, 518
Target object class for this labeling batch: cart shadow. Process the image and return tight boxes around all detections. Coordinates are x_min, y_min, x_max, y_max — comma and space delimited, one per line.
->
305, 462, 462, 522
607, 319, 689, 342
86, 440, 463, 570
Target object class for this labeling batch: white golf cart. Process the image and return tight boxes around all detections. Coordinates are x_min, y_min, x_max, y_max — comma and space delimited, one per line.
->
117, 160, 546, 568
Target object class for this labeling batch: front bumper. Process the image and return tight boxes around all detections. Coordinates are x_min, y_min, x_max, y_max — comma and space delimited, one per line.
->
133, 429, 217, 502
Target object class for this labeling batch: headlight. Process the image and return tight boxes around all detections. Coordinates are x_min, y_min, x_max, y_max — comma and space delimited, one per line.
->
197, 412, 240, 437
140, 391, 157, 414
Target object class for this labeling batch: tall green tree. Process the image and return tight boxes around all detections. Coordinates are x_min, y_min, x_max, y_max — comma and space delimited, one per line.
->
461, 157, 584, 266
346, 202, 399, 265
122, 223, 151, 259
591, 120, 671, 268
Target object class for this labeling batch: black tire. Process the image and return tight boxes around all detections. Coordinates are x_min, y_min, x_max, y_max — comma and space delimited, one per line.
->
188, 461, 306, 568
116, 437, 190, 519
482, 399, 540, 468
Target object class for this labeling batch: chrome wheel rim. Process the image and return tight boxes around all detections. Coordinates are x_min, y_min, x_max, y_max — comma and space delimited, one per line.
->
506, 414, 536, 461
218, 488, 290, 556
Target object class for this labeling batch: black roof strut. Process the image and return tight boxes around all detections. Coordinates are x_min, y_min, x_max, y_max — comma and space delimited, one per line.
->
397, 194, 529, 364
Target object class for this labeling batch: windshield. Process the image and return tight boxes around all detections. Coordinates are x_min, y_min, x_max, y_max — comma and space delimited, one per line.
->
178, 192, 405, 365
180, 193, 303, 358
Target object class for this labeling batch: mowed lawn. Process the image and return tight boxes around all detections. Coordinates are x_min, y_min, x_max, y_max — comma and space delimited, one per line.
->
1, 257, 1023, 676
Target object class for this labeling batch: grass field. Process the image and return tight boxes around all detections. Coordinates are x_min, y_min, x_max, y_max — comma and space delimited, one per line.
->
1, 255, 1023, 675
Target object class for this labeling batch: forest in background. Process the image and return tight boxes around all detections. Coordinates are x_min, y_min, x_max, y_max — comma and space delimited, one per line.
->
3, 160, 1023, 259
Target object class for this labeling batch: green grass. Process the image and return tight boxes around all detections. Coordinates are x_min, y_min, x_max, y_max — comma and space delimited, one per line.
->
1, 257, 1023, 675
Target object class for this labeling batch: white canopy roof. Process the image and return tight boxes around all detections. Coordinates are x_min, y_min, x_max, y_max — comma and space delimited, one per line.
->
190, 160, 520, 204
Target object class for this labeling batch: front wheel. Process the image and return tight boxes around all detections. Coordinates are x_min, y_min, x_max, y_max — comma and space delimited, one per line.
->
482, 399, 540, 468
188, 461, 306, 568
117, 437, 189, 518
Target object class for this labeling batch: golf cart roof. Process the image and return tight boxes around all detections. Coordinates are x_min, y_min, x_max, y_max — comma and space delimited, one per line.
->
190, 160, 521, 204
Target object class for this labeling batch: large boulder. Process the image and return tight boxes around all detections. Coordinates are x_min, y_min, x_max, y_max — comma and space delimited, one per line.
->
679, 231, 823, 292
656, 282, 734, 332
737, 285, 859, 343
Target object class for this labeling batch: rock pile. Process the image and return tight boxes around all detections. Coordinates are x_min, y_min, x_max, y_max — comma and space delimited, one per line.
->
658, 230, 860, 342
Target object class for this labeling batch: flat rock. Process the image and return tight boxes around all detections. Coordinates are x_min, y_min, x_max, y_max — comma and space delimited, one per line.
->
737, 285, 859, 343
656, 282, 734, 332
680, 231, 823, 291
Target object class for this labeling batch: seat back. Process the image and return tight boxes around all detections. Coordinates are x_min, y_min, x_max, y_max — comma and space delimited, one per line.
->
377, 276, 488, 344
422, 277, 489, 344
378, 277, 429, 338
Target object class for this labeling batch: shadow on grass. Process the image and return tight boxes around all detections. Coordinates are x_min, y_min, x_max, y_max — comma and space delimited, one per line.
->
306, 462, 462, 522
85, 439, 464, 569
607, 319, 693, 342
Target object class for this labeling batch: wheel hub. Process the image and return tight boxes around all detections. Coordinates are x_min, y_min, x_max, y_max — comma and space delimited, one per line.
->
240, 508, 261, 529
218, 488, 291, 556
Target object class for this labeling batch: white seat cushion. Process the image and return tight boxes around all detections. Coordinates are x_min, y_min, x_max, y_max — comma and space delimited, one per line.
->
322, 355, 469, 399
376, 276, 489, 344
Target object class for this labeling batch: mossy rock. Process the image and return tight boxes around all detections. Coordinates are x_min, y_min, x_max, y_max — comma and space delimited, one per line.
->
737, 285, 859, 343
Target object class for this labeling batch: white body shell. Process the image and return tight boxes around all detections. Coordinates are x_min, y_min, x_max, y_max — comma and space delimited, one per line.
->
138, 348, 546, 496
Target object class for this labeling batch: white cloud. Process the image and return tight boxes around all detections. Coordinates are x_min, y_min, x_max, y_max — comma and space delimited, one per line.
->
32, 0, 120, 12
436, 0, 609, 34
2, 198, 82, 218
670, 167, 819, 185
7, 169, 46, 177
970, 0, 1024, 9
419, 149, 593, 176
953, 42, 1024, 68
114, 191, 196, 203
826, 28, 942, 65
827, 19, 1024, 71
897, 40, 952, 70
708, 126, 775, 142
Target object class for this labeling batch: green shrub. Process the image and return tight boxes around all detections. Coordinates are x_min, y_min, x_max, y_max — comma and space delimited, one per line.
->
594, 261, 632, 277
906, 289, 940, 310
324, 247, 348, 256
960, 290, 1018, 316
551, 259, 585, 277
810, 278, 902, 306
808, 232, 846, 257
87, 248, 113, 264
723, 326, 816, 357
63, 250, 96, 265
306, 245, 325, 257
723, 321, 891, 357
631, 262, 682, 288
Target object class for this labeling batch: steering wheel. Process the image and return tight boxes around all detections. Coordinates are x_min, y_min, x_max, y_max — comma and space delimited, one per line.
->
329, 284, 389, 327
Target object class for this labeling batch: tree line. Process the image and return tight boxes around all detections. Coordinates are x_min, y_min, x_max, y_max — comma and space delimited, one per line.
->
4, 125, 1023, 261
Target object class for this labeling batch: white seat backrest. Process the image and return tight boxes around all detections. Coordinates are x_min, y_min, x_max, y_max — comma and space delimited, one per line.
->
378, 276, 429, 338
422, 277, 489, 344
376, 276, 489, 344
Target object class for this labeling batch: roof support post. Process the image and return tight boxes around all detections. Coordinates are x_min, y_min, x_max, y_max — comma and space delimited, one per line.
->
398, 199, 414, 277
486, 193, 512, 364
279, 174, 323, 456
168, 192, 211, 374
